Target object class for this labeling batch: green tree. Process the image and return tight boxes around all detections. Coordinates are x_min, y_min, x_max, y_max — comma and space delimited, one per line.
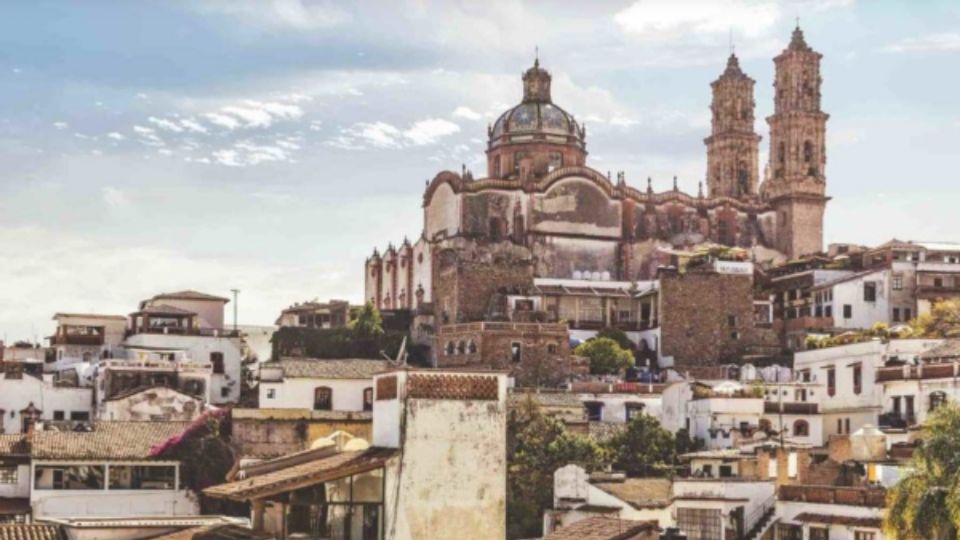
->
909, 298, 960, 338
507, 398, 603, 539
603, 414, 677, 477
575, 337, 634, 375
885, 404, 960, 539
350, 301, 385, 338
596, 327, 635, 352
674, 427, 705, 456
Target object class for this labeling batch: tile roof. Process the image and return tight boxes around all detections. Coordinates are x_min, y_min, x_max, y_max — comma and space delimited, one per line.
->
508, 391, 584, 409
0, 422, 190, 461
591, 478, 672, 509
793, 512, 882, 528
152, 291, 230, 303
268, 358, 391, 379
204, 447, 396, 501
0, 525, 63, 540
151, 525, 272, 540
920, 339, 960, 360
231, 408, 372, 422
52, 313, 127, 321
543, 517, 658, 540
136, 304, 197, 316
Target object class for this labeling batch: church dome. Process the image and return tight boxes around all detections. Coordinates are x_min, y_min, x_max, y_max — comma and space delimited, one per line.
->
485, 59, 587, 179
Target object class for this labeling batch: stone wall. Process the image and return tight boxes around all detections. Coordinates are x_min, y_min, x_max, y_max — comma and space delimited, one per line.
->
230, 409, 372, 459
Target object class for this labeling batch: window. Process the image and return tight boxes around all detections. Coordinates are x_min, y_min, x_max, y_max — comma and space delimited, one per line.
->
53, 411, 65, 421
221, 387, 230, 398
35, 465, 105, 490
788, 452, 799, 478
456, 341, 466, 355
547, 152, 563, 170
584, 402, 603, 422
793, 420, 810, 437
930, 391, 947, 413
625, 403, 644, 422
827, 367, 836, 397
0, 467, 17, 484
935, 277, 944, 288
810, 527, 829, 540
845, 418, 851, 434
547, 343, 558, 355
210, 352, 225, 374
843, 304, 852, 319
69, 412, 89, 421
893, 274, 903, 290
363, 388, 374, 412
864, 282, 877, 302
511, 342, 522, 363
445, 342, 455, 356
285, 468, 384, 540
467, 341, 478, 354
904, 308, 912, 321
893, 307, 901, 322
767, 457, 778, 478
109, 465, 176, 490
266, 388, 276, 399
853, 365, 862, 395
854, 533, 876, 540
677, 508, 722, 540
314, 387, 333, 411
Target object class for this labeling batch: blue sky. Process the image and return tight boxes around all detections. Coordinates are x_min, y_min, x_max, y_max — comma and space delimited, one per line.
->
2, 0, 960, 341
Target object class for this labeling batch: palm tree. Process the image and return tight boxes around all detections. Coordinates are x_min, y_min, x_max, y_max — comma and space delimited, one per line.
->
884, 403, 960, 539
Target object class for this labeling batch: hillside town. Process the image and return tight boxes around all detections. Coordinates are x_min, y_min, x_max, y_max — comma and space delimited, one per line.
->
3, 23, 960, 540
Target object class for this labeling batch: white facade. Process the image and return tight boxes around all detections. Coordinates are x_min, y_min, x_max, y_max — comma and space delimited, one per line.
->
793, 339, 942, 440
575, 392, 662, 424
30, 460, 198, 519
776, 498, 885, 540
259, 377, 374, 412
122, 334, 243, 404
0, 373, 93, 433
688, 396, 765, 450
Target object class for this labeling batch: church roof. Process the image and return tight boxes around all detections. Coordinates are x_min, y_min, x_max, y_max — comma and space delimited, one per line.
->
490, 59, 585, 147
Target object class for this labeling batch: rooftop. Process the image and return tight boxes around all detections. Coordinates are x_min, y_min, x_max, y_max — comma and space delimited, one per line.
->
0, 524, 62, 540
150, 290, 230, 303
591, 477, 672, 509
543, 517, 658, 540
264, 358, 391, 380
0, 421, 189, 461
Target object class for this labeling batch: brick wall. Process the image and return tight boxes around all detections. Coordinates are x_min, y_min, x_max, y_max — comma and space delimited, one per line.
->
432, 242, 535, 324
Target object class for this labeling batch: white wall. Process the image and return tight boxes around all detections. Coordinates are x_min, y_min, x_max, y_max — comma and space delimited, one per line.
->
122, 334, 242, 404
776, 500, 884, 540
830, 270, 889, 330
259, 378, 373, 412
0, 463, 31, 499
0, 374, 93, 433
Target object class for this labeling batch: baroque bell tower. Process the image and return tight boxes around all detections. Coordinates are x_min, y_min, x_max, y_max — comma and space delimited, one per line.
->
705, 53, 761, 199
763, 25, 829, 258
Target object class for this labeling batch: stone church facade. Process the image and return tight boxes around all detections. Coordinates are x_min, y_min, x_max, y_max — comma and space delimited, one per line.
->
366, 27, 829, 327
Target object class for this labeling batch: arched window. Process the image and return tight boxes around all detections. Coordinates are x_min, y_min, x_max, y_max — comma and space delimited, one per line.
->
445, 342, 455, 356
314, 387, 332, 411
363, 388, 373, 412
793, 420, 810, 437
930, 391, 948, 413
803, 140, 814, 163
467, 341, 478, 354
777, 142, 785, 164
457, 341, 467, 355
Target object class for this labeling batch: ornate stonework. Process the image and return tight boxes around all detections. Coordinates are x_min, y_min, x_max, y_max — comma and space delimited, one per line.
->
705, 53, 762, 199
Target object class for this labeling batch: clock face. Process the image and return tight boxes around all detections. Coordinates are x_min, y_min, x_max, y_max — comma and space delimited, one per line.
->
512, 104, 538, 129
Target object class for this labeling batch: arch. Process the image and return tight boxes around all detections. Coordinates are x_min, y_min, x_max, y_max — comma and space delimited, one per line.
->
467, 340, 478, 354
793, 419, 810, 437
457, 340, 467, 355
313, 386, 333, 411
445, 341, 455, 356
803, 140, 814, 163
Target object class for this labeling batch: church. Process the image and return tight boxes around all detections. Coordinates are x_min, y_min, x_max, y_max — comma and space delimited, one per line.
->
366, 26, 829, 325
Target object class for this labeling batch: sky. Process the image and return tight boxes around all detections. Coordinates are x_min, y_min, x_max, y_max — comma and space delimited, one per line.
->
2, 0, 960, 342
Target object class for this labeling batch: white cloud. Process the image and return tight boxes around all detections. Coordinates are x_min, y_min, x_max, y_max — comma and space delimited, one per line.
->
179, 118, 209, 134
452, 106, 483, 121
211, 141, 296, 167
106, 132, 127, 141
133, 125, 155, 135
53, 122, 69, 130
403, 118, 461, 146
196, 0, 350, 31
615, 0, 780, 38
205, 113, 242, 130
148, 116, 185, 133
157, 148, 174, 156
348, 121, 403, 149
883, 32, 960, 53
101, 187, 130, 210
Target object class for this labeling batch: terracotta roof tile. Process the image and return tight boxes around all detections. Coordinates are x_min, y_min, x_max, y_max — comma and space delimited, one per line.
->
269, 358, 390, 379
0, 525, 62, 540
920, 339, 960, 361
591, 478, 672, 509
151, 524, 272, 540
152, 291, 230, 303
544, 517, 658, 540
793, 512, 882, 528
0, 422, 190, 461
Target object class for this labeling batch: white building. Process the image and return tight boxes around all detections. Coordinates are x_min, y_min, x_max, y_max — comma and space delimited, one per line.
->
0, 372, 92, 434
776, 484, 886, 540
0, 422, 199, 521
671, 477, 776, 540
46, 313, 128, 373
686, 381, 765, 450
793, 339, 942, 441
760, 379, 826, 447
258, 358, 390, 412
877, 339, 960, 432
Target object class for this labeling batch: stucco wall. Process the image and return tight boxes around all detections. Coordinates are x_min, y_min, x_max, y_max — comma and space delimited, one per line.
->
0, 374, 93, 434
259, 377, 373, 412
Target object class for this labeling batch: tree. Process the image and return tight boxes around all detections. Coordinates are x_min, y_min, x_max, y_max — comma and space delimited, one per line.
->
909, 299, 960, 338
884, 403, 960, 540
674, 427, 705, 456
575, 337, 634, 375
350, 301, 385, 338
596, 327, 635, 352
603, 414, 677, 477
507, 398, 603, 539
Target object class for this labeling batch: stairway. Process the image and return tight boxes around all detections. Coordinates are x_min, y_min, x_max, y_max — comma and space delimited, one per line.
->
744, 506, 777, 540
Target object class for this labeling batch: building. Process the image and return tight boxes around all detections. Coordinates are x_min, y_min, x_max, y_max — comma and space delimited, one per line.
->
542, 516, 658, 540
0, 422, 198, 521
775, 485, 885, 540
230, 408, 373, 461
876, 339, 960, 432
0, 371, 92, 434
258, 358, 389, 411
95, 358, 212, 415
274, 300, 353, 329
205, 368, 509, 540
45, 313, 128, 373
99, 386, 204, 422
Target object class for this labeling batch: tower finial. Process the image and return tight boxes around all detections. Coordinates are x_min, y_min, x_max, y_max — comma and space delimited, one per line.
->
535, 45, 539, 68
673, 175, 678, 191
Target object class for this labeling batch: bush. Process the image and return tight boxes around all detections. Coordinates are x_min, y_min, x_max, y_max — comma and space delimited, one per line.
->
271, 326, 406, 360
575, 337, 634, 375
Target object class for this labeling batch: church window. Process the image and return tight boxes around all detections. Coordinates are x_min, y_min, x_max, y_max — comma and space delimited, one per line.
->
467, 341, 478, 354
457, 341, 466, 355
777, 142, 785, 164
803, 140, 814, 163
489, 217, 504, 241
493, 155, 501, 177
445, 342, 455, 356
511, 342, 522, 363
548, 152, 563, 170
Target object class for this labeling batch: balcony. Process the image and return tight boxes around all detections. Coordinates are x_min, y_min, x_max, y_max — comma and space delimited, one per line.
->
764, 402, 819, 415
49, 334, 104, 346
917, 285, 960, 299
127, 326, 240, 338
778, 485, 886, 508
877, 363, 958, 382
878, 411, 915, 429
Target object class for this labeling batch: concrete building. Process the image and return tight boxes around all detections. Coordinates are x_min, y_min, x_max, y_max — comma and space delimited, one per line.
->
876, 339, 960, 431
46, 313, 128, 373
275, 300, 353, 329
205, 368, 509, 540
258, 358, 389, 412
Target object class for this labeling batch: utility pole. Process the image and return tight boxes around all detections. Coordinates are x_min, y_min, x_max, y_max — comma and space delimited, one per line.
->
231, 289, 240, 333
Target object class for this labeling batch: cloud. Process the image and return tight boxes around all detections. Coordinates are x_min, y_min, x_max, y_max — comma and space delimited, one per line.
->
339, 121, 403, 149
452, 106, 483, 121
883, 32, 960, 53
101, 187, 131, 209
205, 113, 242, 130
53, 122, 69, 130
106, 132, 127, 141
211, 141, 296, 167
194, 0, 350, 31
133, 125, 155, 135
180, 118, 209, 134
615, 0, 780, 38
148, 116, 185, 133
403, 118, 460, 145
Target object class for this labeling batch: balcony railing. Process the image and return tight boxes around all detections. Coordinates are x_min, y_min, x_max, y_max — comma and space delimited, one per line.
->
49, 334, 104, 346
778, 485, 886, 508
127, 327, 240, 338
878, 411, 916, 429
877, 363, 958, 382
764, 402, 819, 415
